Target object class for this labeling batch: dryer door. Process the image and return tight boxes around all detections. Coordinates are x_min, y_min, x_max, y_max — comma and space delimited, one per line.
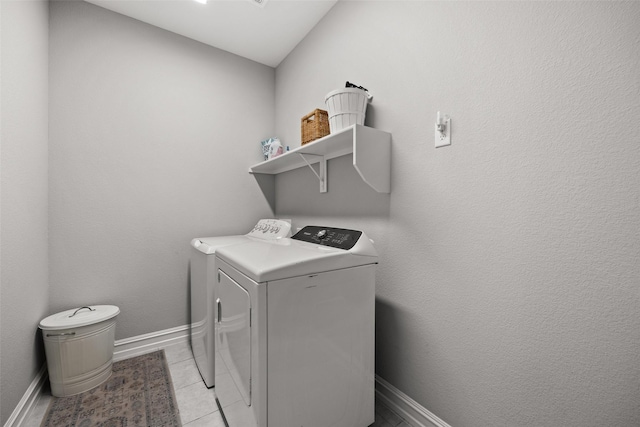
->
216, 270, 252, 407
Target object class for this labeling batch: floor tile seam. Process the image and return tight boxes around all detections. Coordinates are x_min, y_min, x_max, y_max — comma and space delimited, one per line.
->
167, 356, 197, 366
181, 410, 219, 426
173, 378, 203, 391
220, 398, 243, 408
166, 353, 194, 365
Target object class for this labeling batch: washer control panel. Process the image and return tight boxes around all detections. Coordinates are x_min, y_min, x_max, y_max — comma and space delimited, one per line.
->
292, 226, 363, 250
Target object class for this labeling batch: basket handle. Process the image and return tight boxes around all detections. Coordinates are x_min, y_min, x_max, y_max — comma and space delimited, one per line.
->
301, 110, 319, 122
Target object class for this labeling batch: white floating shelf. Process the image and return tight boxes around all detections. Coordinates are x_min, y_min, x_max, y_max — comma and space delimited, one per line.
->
249, 124, 391, 193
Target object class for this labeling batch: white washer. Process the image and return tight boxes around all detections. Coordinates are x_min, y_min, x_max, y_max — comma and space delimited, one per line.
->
214, 226, 378, 427
190, 219, 291, 388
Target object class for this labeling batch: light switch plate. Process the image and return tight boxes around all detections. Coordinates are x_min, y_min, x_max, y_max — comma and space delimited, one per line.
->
435, 117, 451, 148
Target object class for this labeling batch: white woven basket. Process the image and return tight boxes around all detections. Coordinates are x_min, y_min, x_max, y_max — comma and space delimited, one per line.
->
325, 88, 369, 133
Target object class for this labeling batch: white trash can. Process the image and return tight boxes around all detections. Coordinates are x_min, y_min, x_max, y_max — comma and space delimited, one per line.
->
324, 87, 371, 133
39, 305, 120, 397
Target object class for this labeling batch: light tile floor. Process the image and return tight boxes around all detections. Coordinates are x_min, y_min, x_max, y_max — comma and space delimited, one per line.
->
24, 341, 410, 427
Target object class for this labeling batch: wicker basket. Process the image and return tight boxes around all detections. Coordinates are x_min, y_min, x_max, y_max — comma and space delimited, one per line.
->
301, 109, 330, 145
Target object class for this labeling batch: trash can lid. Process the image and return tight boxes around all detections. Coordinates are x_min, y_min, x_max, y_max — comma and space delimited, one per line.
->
39, 305, 120, 331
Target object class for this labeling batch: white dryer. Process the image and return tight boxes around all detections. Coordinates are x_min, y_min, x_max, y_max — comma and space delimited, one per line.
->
189, 219, 291, 388
214, 226, 377, 427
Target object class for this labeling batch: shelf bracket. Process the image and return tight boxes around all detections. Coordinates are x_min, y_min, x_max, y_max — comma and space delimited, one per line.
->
297, 153, 327, 193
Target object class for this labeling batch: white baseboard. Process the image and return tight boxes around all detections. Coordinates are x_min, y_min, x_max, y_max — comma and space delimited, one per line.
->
375, 375, 452, 427
3, 364, 48, 427
113, 324, 189, 361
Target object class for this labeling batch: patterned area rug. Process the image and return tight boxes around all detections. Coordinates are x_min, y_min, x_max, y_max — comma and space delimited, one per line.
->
41, 350, 181, 427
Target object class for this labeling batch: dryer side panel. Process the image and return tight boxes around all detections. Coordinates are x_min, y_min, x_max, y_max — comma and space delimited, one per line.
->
217, 270, 252, 407
267, 264, 376, 427
189, 247, 215, 387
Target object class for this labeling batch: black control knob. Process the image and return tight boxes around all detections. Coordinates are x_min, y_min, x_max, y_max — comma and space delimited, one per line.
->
317, 229, 328, 239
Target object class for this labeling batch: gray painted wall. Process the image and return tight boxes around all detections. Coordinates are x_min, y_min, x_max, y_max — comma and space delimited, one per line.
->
48, 1, 274, 340
0, 0, 50, 423
3, 2, 639, 425
274, 2, 640, 427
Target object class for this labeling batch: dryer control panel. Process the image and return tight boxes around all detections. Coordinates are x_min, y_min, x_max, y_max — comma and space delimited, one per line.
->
292, 226, 363, 250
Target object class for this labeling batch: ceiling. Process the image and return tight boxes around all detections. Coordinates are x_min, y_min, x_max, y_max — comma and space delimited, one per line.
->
84, 0, 338, 68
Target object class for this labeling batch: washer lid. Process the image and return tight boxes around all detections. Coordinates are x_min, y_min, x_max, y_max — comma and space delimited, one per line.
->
39, 305, 120, 330
191, 236, 249, 254
191, 219, 292, 254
